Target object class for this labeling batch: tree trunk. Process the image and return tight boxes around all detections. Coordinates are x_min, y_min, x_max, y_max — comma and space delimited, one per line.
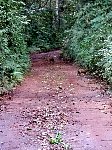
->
56, 0, 59, 28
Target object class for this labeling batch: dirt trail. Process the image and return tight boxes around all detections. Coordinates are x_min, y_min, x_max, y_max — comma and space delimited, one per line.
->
0, 50, 112, 150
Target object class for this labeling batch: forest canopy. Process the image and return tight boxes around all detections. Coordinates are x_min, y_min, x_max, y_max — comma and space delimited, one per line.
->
0, 0, 112, 94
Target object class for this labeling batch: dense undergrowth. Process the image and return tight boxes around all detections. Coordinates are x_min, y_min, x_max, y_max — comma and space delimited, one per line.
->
0, 1, 30, 94
64, 0, 112, 84
0, 0, 61, 94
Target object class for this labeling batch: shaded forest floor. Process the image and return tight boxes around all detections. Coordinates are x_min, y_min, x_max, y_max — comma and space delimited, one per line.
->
0, 50, 112, 150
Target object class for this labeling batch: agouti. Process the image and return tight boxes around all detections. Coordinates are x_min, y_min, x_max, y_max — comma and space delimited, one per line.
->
59, 52, 63, 60
77, 69, 87, 75
49, 57, 54, 63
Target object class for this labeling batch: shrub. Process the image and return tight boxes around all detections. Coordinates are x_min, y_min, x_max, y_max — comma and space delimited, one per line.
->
0, 0, 30, 94
64, 0, 112, 84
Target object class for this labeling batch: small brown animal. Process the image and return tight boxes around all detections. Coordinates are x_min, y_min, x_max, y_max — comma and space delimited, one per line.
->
77, 69, 87, 75
59, 52, 63, 60
49, 57, 54, 63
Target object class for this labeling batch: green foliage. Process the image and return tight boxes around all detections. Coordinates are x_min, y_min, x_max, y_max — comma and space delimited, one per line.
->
49, 133, 62, 144
0, 0, 63, 94
49, 132, 72, 149
25, 3, 61, 52
64, 0, 112, 83
0, 0, 30, 94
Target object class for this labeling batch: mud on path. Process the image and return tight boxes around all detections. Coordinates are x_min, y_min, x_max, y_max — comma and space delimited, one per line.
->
0, 50, 112, 150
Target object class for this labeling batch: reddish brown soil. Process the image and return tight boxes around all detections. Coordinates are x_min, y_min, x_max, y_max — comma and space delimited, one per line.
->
0, 50, 112, 150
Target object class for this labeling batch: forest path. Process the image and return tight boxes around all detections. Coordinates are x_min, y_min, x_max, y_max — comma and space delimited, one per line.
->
0, 50, 112, 150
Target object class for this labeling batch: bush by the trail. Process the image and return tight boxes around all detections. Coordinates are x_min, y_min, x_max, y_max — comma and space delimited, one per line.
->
0, 0, 30, 94
64, 0, 112, 84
